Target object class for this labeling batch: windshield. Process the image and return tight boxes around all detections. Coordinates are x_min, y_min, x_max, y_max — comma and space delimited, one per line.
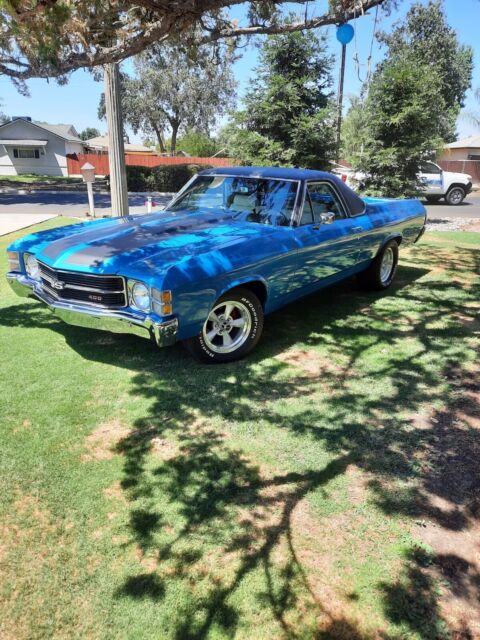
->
165, 175, 299, 226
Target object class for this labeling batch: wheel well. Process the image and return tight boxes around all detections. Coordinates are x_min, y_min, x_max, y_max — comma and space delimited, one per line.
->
228, 281, 268, 308
447, 183, 466, 193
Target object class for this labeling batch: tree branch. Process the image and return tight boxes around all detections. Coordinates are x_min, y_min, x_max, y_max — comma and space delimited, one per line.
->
0, 0, 389, 80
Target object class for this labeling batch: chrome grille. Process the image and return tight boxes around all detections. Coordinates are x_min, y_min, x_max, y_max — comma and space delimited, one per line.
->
38, 261, 126, 308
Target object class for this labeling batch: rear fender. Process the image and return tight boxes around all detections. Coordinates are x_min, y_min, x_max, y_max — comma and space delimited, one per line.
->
375, 233, 402, 257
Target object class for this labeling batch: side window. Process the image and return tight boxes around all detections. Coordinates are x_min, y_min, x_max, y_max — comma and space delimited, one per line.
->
305, 182, 346, 223
420, 162, 441, 174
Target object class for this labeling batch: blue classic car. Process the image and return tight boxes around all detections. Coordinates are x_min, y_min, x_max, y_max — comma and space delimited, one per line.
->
6, 167, 426, 363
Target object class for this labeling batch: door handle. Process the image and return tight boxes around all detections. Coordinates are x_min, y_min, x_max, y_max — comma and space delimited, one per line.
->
351, 226, 363, 234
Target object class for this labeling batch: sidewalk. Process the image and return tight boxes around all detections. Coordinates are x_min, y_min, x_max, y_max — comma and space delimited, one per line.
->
0, 213, 58, 236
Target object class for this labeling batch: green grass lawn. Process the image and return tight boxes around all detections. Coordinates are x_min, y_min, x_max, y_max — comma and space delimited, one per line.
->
0, 174, 82, 185
1, 222, 479, 640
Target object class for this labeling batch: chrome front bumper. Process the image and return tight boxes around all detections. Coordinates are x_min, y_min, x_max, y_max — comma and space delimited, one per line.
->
7, 272, 178, 348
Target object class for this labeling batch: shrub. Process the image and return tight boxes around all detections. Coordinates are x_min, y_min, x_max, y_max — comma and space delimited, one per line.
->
109, 163, 215, 192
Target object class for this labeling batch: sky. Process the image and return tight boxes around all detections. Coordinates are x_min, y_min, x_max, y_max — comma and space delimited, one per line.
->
0, 0, 478, 142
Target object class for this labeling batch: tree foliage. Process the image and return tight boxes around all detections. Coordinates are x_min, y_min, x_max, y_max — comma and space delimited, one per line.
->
351, 61, 446, 197
79, 127, 100, 141
98, 43, 235, 154
176, 131, 220, 157
342, 0, 473, 197
377, 0, 473, 141
221, 28, 335, 168
0, 1, 392, 85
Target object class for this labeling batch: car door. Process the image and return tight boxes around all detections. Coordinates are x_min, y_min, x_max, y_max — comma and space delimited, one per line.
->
293, 181, 364, 288
419, 161, 444, 195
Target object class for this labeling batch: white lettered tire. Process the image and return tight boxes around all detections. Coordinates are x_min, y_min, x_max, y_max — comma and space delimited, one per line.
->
184, 287, 264, 363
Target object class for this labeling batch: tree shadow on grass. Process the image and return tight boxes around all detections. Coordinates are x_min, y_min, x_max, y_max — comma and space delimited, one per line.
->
1, 249, 480, 638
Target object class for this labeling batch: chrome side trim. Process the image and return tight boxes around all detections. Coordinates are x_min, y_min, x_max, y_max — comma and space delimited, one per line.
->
6, 272, 178, 348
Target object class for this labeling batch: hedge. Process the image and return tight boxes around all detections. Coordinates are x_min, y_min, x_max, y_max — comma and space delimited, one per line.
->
107, 164, 213, 192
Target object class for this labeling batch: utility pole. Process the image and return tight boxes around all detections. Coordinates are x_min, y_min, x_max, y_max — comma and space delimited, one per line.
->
104, 63, 129, 217
335, 43, 347, 162
335, 23, 355, 163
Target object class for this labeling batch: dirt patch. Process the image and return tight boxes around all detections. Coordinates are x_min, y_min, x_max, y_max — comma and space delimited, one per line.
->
276, 348, 347, 379
0, 494, 95, 639
410, 362, 480, 638
81, 419, 131, 462
150, 437, 179, 460
345, 464, 370, 505
103, 481, 127, 503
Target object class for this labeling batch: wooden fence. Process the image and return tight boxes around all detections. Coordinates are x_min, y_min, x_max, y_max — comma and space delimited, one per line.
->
66, 153, 236, 176
437, 159, 480, 185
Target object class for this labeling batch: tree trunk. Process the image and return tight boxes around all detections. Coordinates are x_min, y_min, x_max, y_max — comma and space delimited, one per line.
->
151, 120, 167, 154
104, 63, 129, 217
170, 122, 179, 155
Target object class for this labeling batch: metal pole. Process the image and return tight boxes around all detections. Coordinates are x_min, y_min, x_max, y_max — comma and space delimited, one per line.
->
86, 182, 95, 218
336, 43, 347, 162
104, 63, 129, 217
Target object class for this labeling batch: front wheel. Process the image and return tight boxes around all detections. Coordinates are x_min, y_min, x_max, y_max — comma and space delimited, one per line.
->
358, 240, 399, 291
183, 287, 264, 363
445, 186, 465, 205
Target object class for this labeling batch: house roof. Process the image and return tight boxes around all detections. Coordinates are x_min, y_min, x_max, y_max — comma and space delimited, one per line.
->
34, 123, 82, 142
85, 135, 155, 153
0, 118, 83, 143
1, 139, 48, 146
446, 135, 480, 149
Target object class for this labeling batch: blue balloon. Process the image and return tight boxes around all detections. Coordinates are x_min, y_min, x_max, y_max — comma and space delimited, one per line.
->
336, 23, 354, 45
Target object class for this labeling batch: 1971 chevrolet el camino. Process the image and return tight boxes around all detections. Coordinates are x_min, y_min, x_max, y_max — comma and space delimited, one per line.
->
6, 167, 426, 363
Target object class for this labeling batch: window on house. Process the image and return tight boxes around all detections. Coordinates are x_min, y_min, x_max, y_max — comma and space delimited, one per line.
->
13, 148, 40, 159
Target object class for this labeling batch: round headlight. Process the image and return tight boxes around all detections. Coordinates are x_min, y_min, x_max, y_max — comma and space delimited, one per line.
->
25, 254, 40, 280
131, 282, 150, 311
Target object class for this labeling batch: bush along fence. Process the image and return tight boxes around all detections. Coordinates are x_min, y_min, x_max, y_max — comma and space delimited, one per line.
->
116, 164, 215, 192
66, 152, 236, 177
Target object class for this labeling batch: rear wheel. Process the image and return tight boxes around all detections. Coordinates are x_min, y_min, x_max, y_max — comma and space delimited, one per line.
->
358, 240, 399, 291
184, 287, 264, 363
445, 186, 465, 205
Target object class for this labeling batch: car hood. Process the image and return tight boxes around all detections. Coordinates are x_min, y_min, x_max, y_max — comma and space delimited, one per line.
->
26, 210, 279, 278
442, 170, 471, 182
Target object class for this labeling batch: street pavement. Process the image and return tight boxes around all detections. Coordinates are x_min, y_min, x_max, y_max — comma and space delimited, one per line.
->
0, 191, 174, 218
0, 189, 479, 221
424, 195, 480, 220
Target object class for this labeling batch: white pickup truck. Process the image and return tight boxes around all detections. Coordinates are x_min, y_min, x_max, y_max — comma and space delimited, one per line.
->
332, 160, 473, 205
418, 161, 472, 205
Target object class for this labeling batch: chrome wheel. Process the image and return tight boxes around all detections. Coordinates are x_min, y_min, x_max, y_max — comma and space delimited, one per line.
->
202, 300, 252, 354
380, 247, 395, 284
447, 188, 464, 205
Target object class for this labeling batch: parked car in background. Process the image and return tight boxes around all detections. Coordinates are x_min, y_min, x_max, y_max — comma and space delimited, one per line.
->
6, 167, 426, 363
418, 160, 472, 205
332, 160, 472, 205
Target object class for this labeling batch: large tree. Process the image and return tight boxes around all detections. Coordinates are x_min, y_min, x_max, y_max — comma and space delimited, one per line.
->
221, 27, 335, 168
342, 0, 473, 196
98, 43, 235, 154
377, 0, 473, 142
0, 1, 393, 85
350, 60, 446, 197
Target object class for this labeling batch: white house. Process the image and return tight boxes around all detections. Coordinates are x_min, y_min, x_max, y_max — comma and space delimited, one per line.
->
0, 117, 85, 176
